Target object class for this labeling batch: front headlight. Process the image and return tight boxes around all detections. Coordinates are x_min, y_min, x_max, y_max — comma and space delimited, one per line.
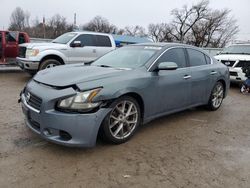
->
26, 49, 39, 58
57, 88, 102, 112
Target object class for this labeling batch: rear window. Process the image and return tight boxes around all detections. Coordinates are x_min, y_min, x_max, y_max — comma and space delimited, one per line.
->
95, 35, 112, 47
187, 49, 207, 67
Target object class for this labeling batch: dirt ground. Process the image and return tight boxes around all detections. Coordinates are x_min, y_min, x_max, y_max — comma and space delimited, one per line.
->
0, 71, 250, 188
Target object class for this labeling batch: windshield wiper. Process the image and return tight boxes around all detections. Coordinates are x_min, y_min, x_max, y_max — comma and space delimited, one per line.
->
239, 52, 250, 55
97, 65, 113, 68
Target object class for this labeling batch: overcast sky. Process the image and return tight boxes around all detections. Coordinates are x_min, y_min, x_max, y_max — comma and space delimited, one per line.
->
1, 0, 250, 40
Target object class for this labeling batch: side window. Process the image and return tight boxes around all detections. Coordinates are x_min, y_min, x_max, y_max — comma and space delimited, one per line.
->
74, 34, 95, 47
157, 48, 187, 68
187, 49, 207, 67
18, 33, 26, 44
205, 55, 211, 64
95, 35, 112, 47
6, 32, 17, 43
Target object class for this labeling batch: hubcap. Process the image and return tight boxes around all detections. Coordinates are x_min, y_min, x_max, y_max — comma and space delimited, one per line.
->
45, 63, 57, 69
109, 100, 138, 139
212, 84, 224, 108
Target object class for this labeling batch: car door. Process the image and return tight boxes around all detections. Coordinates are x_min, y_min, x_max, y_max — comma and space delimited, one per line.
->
68, 34, 97, 63
0, 32, 2, 60
4, 31, 18, 58
153, 48, 191, 114
186, 48, 214, 105
94, 35, 113, 58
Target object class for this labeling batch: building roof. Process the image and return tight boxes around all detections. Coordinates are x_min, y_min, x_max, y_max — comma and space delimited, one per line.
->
112, 34, 151, 44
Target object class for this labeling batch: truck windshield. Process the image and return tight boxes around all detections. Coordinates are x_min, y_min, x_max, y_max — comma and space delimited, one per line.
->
92, 46, 160, 69
52, 33, 77, 44
221, 45, 250, 55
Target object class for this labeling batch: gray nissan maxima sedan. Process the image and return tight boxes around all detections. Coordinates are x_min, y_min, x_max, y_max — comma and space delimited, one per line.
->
20, 43, 230, 147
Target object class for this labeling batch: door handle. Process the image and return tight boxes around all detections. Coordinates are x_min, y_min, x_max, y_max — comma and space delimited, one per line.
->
210, 71, 217, 75
93, 49, 96, 53
183, 75, 192, 80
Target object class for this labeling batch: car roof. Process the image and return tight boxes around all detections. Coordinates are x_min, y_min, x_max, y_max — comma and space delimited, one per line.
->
69, 31, 112, 36
132, 42, 202, 50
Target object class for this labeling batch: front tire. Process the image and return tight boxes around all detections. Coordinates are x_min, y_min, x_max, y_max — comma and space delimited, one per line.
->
207, 82, 224, 111
101, 96, 141, 144
39, 59, 61, 71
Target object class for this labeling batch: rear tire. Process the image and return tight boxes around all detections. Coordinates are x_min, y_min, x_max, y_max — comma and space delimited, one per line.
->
101, 96, 141, 144
207, 82, 224, 111
39, 59, 61, 71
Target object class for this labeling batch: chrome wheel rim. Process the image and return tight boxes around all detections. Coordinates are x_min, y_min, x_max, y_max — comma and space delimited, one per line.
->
45, 63, 57, 69
109, 100, 138, 139
212, 84, 224, 108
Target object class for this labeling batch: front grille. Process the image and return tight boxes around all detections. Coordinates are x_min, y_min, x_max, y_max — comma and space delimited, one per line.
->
221, 60, 236, 67
18, 47, 26, 58
230, 71, 238, 76
25, 91, 42, 110
235, 61, 250, 68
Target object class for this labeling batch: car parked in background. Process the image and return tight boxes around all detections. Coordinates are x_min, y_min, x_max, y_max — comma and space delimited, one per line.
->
20, 43, 230, 147
0, 31, 30, 64
215, 44, 250, 82
16, 31, 116, 74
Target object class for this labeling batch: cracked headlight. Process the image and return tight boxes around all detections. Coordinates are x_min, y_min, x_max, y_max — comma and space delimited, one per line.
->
57, 88, 102, 112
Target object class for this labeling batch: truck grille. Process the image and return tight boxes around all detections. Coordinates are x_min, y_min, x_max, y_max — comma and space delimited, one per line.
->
25, 91, 42, 111
230, 71, 238, 76
19, 47, 26, 58
235, 61, 250, 68
221, 60, 235, 67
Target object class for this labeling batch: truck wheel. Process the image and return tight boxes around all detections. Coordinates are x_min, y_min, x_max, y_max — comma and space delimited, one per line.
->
39, 59, 61, 71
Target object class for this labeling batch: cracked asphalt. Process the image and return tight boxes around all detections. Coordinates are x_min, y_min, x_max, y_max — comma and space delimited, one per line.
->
0, 71, 250, 188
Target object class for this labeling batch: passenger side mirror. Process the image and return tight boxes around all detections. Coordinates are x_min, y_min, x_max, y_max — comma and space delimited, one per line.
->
157, 62, 178, 71
70, 41, 82, 48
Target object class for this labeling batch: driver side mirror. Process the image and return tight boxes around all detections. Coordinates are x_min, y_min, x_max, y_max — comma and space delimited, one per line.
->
70, 41, 82, 48
157, 62, 178, 71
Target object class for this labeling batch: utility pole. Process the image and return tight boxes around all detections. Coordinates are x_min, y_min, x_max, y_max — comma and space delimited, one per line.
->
43, 16, 46, 38
73, 13, 78, 31
74, 13, 76, 26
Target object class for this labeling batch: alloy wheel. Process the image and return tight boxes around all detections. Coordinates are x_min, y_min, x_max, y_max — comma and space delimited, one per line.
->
109, 100, 138, 140
211, 83, 224, 108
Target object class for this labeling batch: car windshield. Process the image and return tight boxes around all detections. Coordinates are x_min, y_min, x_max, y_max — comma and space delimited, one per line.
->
92, 46, 160, 69
52, 33, 77, 44
221, 45, 250, 55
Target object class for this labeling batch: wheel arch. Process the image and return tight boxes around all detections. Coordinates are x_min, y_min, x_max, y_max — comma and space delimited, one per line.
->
118, 92, 145, 120
40, 54, 65, 65
216, 79, 226, 98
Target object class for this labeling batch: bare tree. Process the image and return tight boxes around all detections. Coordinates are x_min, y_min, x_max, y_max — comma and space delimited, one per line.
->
9, 7, 30, 31
120, 25, 147, 37
148, 23, 173, 42
189, 9, 238, 47
170, 0, 209, 43
46, 14, 73, 38
82, 16, 118, 34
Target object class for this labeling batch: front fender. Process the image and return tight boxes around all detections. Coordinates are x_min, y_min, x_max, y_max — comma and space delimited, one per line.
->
35, 50, 67, 63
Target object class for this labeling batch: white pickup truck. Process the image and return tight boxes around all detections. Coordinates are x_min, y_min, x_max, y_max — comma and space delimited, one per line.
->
16, 31, 116, 74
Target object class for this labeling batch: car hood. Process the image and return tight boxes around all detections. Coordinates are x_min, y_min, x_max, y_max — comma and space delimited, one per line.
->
20, 42, 67, 50
214, 54, 250, 61
33, 64, 125, 87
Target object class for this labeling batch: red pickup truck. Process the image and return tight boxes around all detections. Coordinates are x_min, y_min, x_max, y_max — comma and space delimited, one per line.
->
0, 31, 30, 64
